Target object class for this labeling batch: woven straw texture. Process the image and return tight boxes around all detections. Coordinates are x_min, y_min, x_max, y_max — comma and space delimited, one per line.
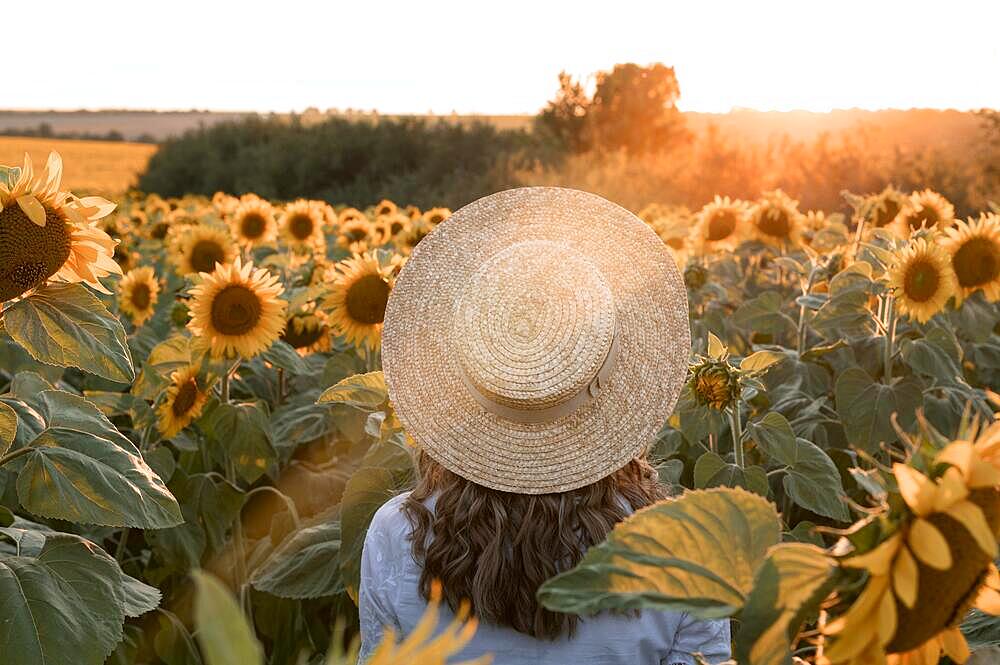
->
382, 187, 690, 494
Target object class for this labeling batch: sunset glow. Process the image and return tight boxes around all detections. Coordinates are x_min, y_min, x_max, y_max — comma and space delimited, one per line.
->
8, 0, 1000, 114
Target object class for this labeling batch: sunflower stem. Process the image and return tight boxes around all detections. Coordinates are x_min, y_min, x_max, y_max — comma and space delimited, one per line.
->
0, 446, 32, 468
882, 294, 897, 384
730, 405, 745, 468
852, 215, 867, 261
796, 268, 818, 355
226, 454, 252, 622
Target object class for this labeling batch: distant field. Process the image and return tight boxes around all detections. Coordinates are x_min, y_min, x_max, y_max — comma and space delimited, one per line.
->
0, 136, 156, 194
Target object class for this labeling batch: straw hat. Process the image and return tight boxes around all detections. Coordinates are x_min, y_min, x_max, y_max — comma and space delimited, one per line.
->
382, 187, 690, 494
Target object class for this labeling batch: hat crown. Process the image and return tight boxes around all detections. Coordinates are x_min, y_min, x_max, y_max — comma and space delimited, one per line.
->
454, 240, 616, 413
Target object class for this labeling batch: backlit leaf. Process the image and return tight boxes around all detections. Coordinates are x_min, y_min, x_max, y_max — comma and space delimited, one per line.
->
192, 571, 264, 665
538, 488, 782, 618
251, 520, 343, 599
317, 371, 387, 410
0, 402, 16, 456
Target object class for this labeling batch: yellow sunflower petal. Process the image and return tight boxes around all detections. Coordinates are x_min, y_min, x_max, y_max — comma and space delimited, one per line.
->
17, 194, 46, 227
908, 518, 952, 570
975, 586, 1000, 615
894, 464, 937, 517
892, 545, 919, 609
876, 586, 898, 646
842, 532, 903, 576
932, 467, 969, 512
986, 562, 1000, 590
940, 626, 971, 663
824, 576, 889, 662
945, 500, 999, 558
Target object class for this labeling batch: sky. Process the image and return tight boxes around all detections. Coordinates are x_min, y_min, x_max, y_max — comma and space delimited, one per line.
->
7, 0, 999, 114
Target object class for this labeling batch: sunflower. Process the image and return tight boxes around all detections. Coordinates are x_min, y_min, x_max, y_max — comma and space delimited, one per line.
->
169, 225, 238, 276
886, 238, 958, 323
866, 186, 908, 229
337, 218, 372, 253
384, 213, 410, 239
157, 365, 210, 438
370, 217, 395, 247
281, 303, 332, 356
421, 207, 451, 226
750, 189, 804, 247
338, 207, 366, 226
212, 191, 240, 217
822, 428, 1000, 665
187, 257, 287, 359
692, 196, 748, 253
940, 213, 1000, 304
114, 245, 139, 273
0, 152, 121, 302
323, 252, 400, 352
688, 357, 741, 410
118, 266, 160, 326
395, 218, 433, 256
279, 199, 325, 252
229, 198, 277, 248
893, 189, 955, 236
373, 199, 397, 217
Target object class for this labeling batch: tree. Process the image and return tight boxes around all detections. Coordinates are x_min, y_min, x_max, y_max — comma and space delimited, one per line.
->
534, 71, 591, 153
588, 63, 690, 154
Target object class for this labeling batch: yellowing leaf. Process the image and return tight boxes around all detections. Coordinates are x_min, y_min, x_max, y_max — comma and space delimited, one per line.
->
193, 571, 264, 665
318, 371, 388, 410
707, 332, 726, 359
538, 488, 782, 619
0, 402, 16, 456
740, 350, 784, 373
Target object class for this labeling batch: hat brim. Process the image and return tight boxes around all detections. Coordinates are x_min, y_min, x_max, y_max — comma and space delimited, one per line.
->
382, 187, 690, 494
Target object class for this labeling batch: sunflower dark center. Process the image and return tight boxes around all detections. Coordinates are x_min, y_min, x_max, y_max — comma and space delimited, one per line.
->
172, 379, 200, 417
210, 285, 262, 335
131, 283, 152, 310
390, 220, 405, 235
289, 214, 314, 240
0, 205, 72, 302
428, 213, 445, 224
875, 198, 900, 227
345, 274, 390, 325
151, 222, 170, 239
241, 213, 266, 239
282, 319, 326, 348
346, 227, 368, 242
707, 211, 737, 241
908, 207, 941, 231
190, 240, 226, 273
953, 237, 1000, 288
377, 205, 392, 216
758, 209, 790, 238
902, 259, 940, 302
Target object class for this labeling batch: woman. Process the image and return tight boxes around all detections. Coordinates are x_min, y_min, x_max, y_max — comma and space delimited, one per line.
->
358, 188, 731, 664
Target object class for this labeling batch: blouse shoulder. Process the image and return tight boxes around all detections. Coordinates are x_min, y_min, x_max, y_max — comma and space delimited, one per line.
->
365, 492, 415, 548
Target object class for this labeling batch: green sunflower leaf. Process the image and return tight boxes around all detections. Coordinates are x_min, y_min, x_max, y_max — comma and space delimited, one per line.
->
251, 520, 344, 599
317, 371, 388, 410
192, 571, 264, 665
3, 283, 135, 383
834, 367, 922, 452
0, 402, 16, 457
537, 488, 782, 619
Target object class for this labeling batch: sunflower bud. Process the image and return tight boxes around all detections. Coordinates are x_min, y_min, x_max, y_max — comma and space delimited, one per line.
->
684, 263, 708, 291
689, 359, 741, 410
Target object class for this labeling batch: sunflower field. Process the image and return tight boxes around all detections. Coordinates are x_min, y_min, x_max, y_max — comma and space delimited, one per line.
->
1, 151, 999, 665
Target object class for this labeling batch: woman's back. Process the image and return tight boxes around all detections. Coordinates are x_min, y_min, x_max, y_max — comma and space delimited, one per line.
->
357, 493, 731, 665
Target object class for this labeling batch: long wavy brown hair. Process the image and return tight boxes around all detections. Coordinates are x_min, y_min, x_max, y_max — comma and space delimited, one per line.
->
401, 451, 668, 640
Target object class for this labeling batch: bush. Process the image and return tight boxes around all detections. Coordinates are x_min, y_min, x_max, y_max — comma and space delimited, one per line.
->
138, 115, 553, 208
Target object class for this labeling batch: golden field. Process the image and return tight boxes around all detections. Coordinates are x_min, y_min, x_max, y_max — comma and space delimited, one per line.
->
0, 136, 156, 194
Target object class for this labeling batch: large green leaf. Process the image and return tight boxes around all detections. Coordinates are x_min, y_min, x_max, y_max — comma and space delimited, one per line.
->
340, 443, 414, 601
733, 291, 796, 336
0, 534, 126, 665
693, 452, 768, 496
251, 520, 343, 599
748, 412, 798, 465
0, 402, 16, 457
4, 283, 134, 383
17, 427, 182, 528
38, 389, 139, 453
192, 571, 264, 665
734, 543, 837, 665
834, 368, 922, 452
782, 438, 849, 521
202, 402, 276, 484
317, 371, 388, 410
537, 488, 782, 619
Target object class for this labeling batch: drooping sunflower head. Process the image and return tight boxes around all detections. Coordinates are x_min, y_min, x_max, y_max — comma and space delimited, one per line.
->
322, 251, 400, 352
117, 266, 161, 326
280, 199, 326, 251
894, 189, 955, 236
940, 213, 1000, 304
169, 225, 239, 276
114, 244, 139, 273
750, 189, 804, 247
866, 186, 908, 229
421, 207, 451, 227
156, 365, 210, 439
395, 218, 434, 256
0, 152, 121, 302
187, 257, 287, 359
229, 198, 277, 248
824, 434, 1000, 665
688, 357, 741, 410
338, 219, 372, 253
338, 207, 366, 227
683, 262, 709, 291
693, 195, 748, 252
212, 191, 240, 217
281, 303, 332, 356
374, 199, 397, 217
887, 238, 958, 323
